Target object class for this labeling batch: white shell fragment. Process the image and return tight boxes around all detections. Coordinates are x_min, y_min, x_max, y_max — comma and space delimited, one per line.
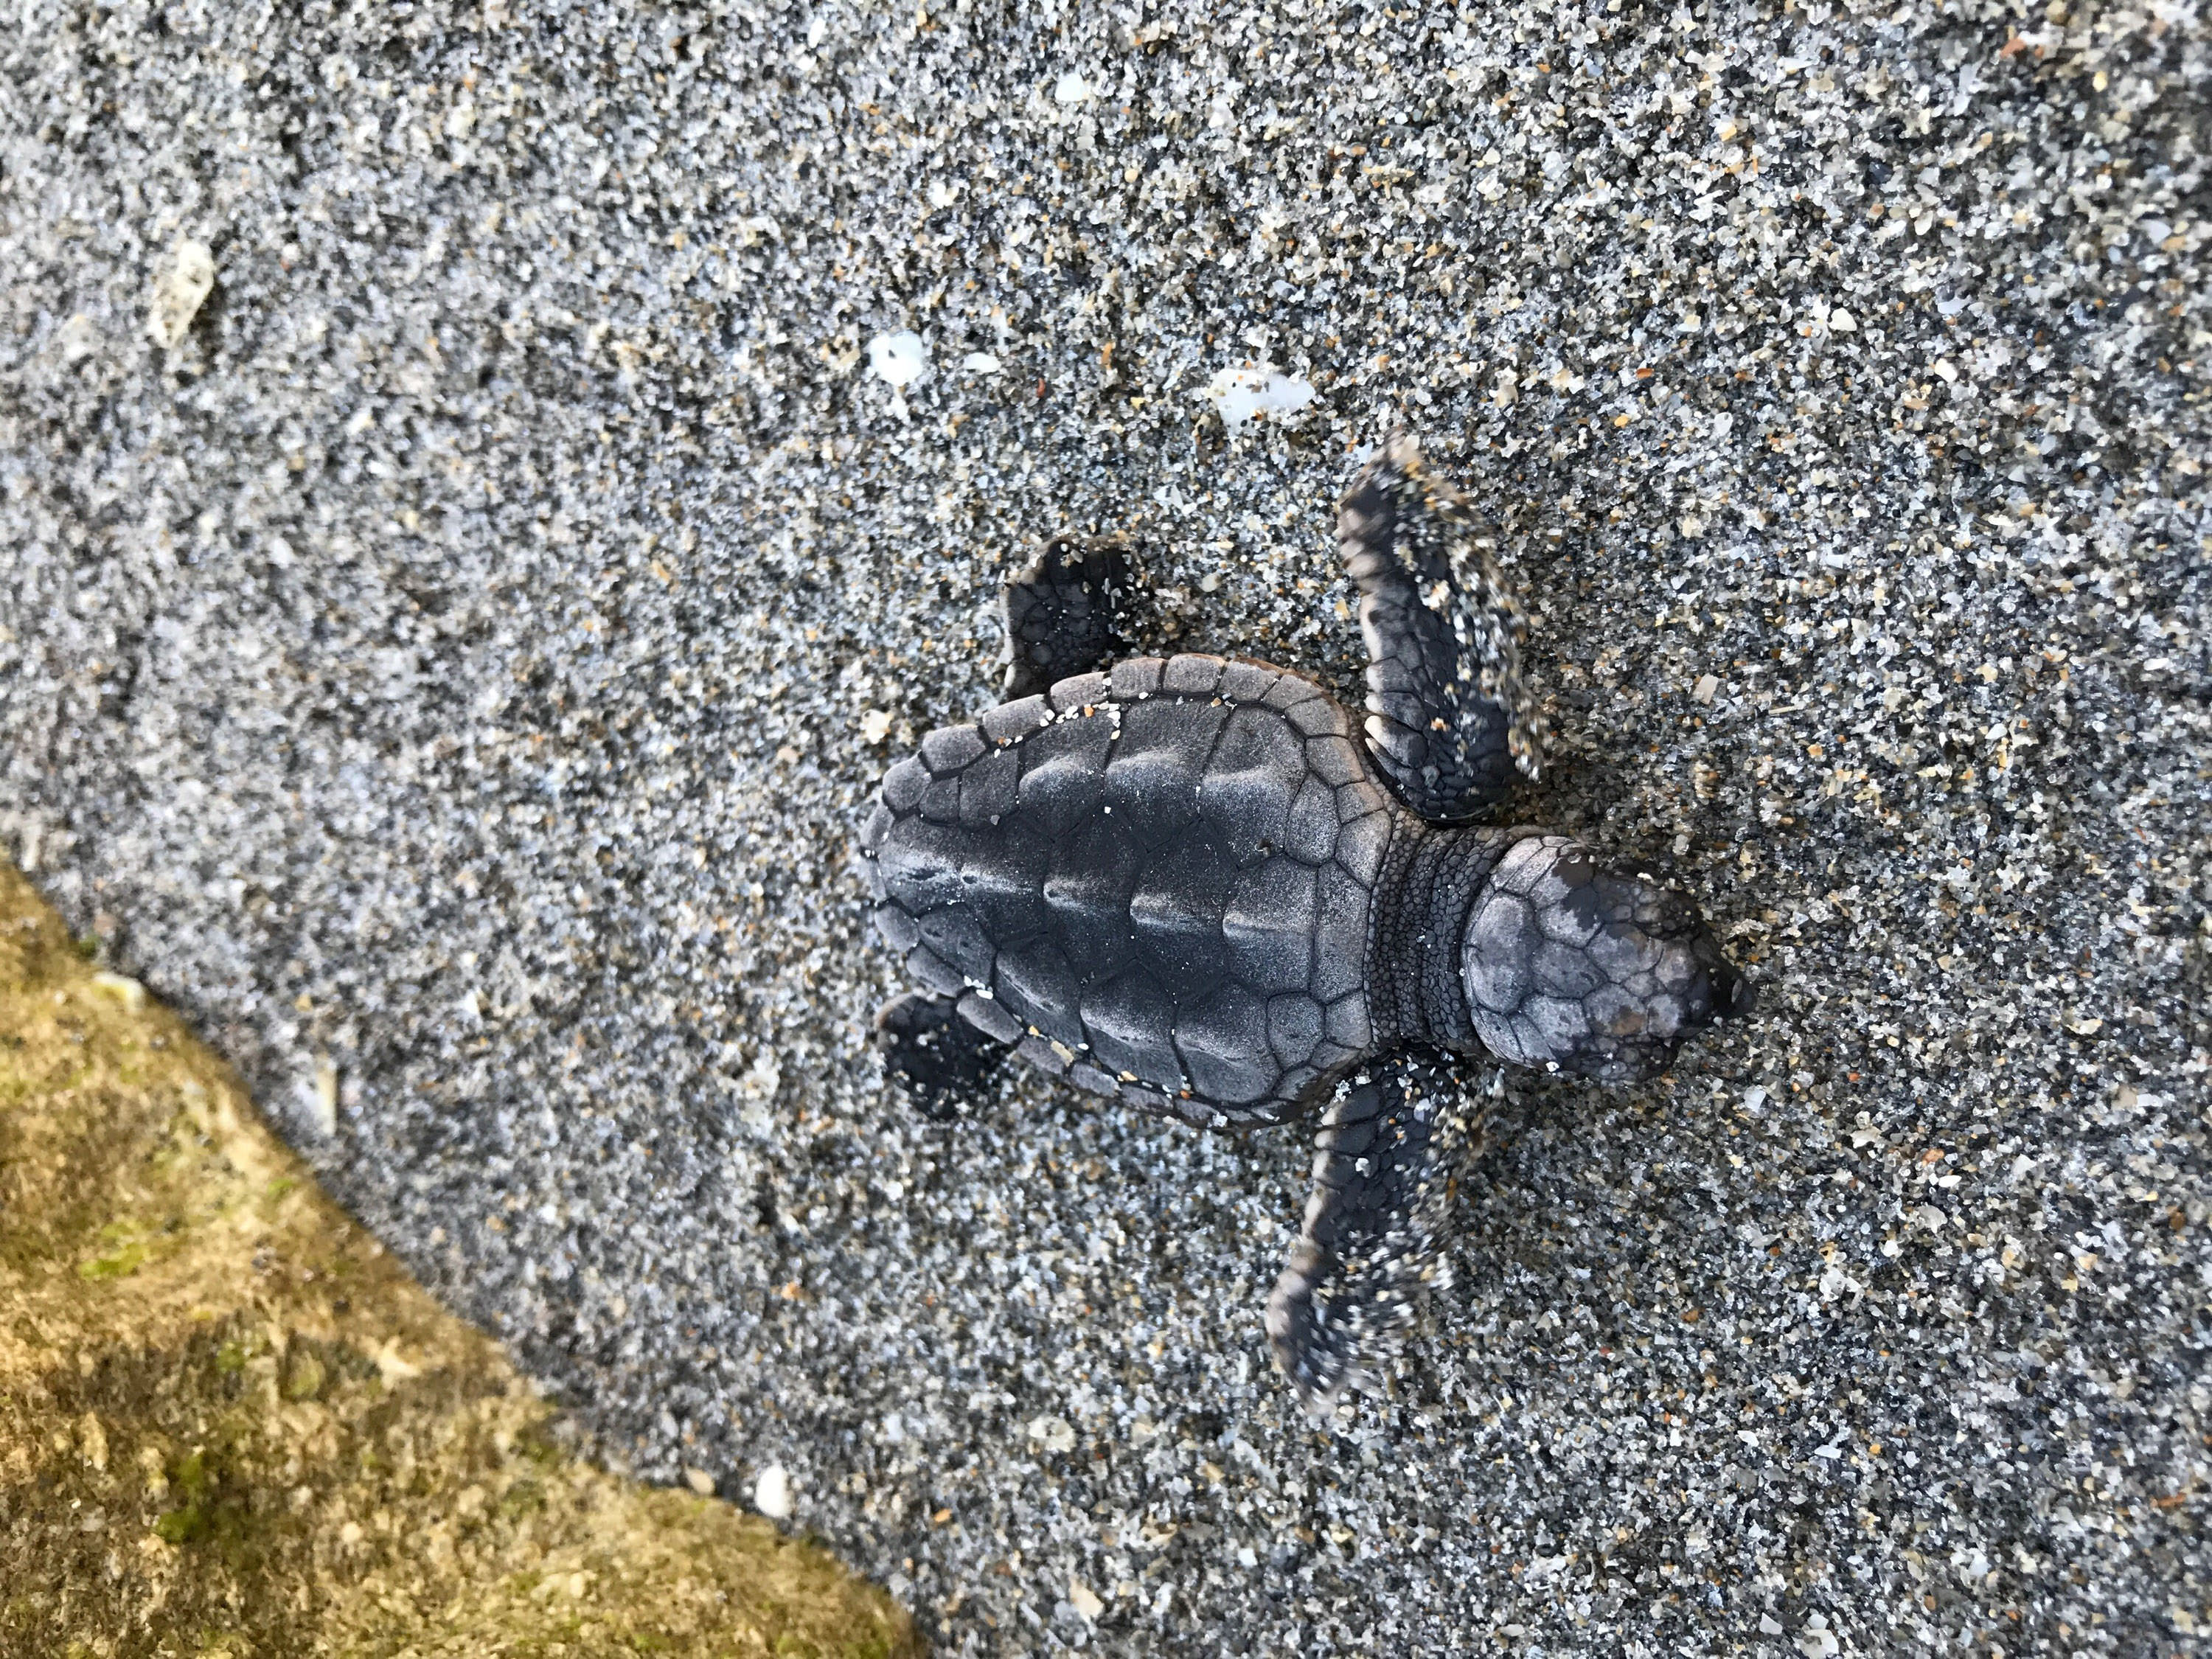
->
961, 351, 1002, 375
1201, 364, 1314, 429
304, 1056, 339, 1138
866, 330, 929, 389
147, 237, 215, 349
1026, 1415, 1077, 1453
88, 970, 146, 1015
57, 313, 97, 366
753, 1462, 794, 1519
738, 1047, 781, 1101
1053, 71, 1095, 105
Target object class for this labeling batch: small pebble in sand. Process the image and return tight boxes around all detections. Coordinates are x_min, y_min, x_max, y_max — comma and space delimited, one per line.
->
146, 238, 214, 349
866, 332, 928, 389
1201, 364, 1313, 429
753, 1464, 794, 1520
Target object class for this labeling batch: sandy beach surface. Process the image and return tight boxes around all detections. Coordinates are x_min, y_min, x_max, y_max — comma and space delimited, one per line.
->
3, 1, 2207, 1651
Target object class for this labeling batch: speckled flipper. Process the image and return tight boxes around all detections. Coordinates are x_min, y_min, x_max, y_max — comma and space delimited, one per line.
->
1337, 435, 1542, 823
874, 990, 1006, 1120
1265, 1050, 1480, 1417
1000, 537, 1132, 699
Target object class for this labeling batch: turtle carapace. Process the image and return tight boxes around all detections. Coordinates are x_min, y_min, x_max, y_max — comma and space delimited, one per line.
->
859, 435, 1752, 1416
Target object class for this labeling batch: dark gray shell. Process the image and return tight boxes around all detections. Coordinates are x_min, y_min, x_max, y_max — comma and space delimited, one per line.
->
860, 654, 1390, 1124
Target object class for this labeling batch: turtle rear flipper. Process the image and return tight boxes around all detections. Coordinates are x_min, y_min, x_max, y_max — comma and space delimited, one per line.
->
1001, 536, 1133, 699
874, 991, 1007, 1121
1337, 435, 1543, 823
1265, 1050, 1482, 1419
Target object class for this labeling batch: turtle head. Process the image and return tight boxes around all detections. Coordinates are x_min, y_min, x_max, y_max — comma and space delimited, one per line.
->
1459, 835, 1751, 1085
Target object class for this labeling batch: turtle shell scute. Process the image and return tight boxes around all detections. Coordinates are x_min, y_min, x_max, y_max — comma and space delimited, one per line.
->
864, 653, 1389, 1119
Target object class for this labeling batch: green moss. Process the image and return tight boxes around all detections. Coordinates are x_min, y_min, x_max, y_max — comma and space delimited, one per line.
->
282, 1350, 326, 1401
154, 1451, 212, 1544
152, 1506, 202, 1545
152, 1445, 265, 1561
498, 1473, 549, 1520
77, 1237, 147, 1280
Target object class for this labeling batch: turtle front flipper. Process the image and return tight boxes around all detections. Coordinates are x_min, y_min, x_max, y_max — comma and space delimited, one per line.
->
1265, 1049, 1483, 1419
1336, 434, 1543, 823
1000, 535, 1132, 698
874, 991, 1008, 1121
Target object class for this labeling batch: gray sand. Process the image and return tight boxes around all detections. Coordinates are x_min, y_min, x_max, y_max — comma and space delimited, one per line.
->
4, 1, 2208, 1651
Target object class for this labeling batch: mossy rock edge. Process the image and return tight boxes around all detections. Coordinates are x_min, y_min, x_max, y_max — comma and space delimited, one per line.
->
0, 860, 922, 1659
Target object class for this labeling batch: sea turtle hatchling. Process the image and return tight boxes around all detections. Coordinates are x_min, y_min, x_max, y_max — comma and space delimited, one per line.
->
859, 435, 1752, 1414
